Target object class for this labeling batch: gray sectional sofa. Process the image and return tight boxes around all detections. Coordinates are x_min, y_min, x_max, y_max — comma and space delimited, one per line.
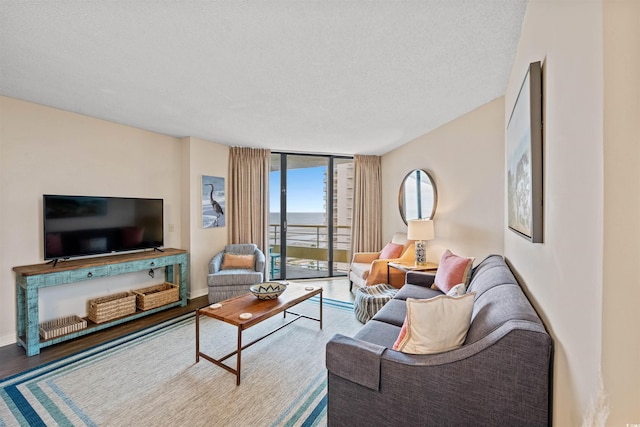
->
326, 254, 553, 426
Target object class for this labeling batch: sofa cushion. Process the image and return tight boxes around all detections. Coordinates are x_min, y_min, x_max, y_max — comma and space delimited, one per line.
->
354, 319, 404, 349
433, 249, 474, 293
466, 255, 518, 298
466, 285, 542, 345
394, 283, 443, 301
370, 299, 407, 327
392, 293, 475, 354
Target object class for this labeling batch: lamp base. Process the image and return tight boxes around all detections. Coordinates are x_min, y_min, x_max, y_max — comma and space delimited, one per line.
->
414, 240, 428, 266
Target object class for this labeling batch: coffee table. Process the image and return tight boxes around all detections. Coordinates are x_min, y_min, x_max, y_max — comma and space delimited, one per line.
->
195, 282, 323, 385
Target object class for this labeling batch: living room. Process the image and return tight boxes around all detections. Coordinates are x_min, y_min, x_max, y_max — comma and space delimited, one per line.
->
1, 1, 638, 426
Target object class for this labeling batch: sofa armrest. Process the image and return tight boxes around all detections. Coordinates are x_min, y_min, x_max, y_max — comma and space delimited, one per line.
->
406, 271, 436, 288
326, 334, 386, 391
254, 249, 266, 274
209, 252, 224, 274
351, 251, 381, 264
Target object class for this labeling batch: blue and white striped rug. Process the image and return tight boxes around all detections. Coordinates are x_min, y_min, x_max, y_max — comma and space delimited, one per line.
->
1, 297, 359, 427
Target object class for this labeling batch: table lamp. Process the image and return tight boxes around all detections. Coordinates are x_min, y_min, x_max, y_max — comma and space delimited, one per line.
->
407, 219, 434, 266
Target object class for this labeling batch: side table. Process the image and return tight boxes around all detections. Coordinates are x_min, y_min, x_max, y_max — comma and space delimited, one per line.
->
387, 261, 438, 285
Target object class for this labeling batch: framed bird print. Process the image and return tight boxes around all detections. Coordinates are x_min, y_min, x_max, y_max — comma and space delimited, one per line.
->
202, 175, 225, 228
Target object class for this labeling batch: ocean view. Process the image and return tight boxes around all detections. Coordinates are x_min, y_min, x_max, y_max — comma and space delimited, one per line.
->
269, 212, 326, 225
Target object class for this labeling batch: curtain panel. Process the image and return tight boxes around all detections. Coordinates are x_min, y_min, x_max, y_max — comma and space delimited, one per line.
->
351, 154, 382, 254
228, 147, 271, 252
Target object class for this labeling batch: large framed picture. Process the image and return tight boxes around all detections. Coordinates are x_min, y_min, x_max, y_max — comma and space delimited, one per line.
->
507, 61, 543, 243
202, 175, 225, 228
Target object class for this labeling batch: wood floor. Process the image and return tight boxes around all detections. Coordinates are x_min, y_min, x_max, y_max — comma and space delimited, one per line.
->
0, 277, 354, 380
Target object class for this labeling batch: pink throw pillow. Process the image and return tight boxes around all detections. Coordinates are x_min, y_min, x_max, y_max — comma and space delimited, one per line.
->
433, 250, 474, 293
379, 242, 404, 260
393, 318, 409, 350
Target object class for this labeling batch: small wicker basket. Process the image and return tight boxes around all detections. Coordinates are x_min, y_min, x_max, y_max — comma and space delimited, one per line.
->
87, 292, 136, 324
133, 283, 179, 311
39, 315, 88, 340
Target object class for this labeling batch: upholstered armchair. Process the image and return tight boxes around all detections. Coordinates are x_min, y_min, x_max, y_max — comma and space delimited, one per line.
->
207, 243, 266, 303
348, 232, 415, 290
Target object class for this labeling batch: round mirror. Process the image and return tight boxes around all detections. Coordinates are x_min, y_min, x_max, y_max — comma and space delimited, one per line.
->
399, 169, 437, 224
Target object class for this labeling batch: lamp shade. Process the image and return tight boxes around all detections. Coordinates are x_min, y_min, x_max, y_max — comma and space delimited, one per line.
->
407, 219, 434, 241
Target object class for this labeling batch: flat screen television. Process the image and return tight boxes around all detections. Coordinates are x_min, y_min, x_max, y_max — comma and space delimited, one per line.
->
43, 195, 164, 260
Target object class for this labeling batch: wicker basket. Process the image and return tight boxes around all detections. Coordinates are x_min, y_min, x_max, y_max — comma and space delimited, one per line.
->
87, 292, 136, 324
39, 315, 88, 340
133, 283, 179, 311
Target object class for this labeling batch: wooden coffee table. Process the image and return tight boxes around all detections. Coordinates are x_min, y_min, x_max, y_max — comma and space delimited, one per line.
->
195, 282, 323, 385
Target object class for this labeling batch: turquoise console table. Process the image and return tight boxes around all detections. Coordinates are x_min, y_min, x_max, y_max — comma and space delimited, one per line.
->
14, 248, 188, 356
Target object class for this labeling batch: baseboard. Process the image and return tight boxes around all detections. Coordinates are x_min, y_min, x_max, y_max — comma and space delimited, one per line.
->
188, 288, 208, 300
0, 332, 16, 347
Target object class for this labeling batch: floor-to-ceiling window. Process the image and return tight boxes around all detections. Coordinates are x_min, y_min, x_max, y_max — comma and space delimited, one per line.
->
269, 153, 353, 280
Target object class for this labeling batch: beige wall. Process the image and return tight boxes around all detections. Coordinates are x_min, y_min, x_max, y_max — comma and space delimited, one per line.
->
382, 98, 505, 262
0, 96, 230, 346
505, 0, 609, 425
181, 136, 229, 300
602, 0, 640, 425
383, 1, 640, 423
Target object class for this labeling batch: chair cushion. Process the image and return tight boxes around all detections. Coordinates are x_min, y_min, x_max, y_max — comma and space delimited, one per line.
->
221, 253, 255, 270
208, 270, 263, 286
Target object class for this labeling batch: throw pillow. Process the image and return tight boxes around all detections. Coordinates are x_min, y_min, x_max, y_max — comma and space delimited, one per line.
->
432, 249, 474, 293
379, 242, 404, 260
392, 292, 476, 354
221, 253, 255, 270
446, 283, 466, 297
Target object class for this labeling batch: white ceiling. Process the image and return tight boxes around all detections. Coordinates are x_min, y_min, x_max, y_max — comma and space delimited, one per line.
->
0, 1, 527, 156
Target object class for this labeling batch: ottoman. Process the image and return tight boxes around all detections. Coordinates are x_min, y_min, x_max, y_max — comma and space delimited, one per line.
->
354, 284, 399, 323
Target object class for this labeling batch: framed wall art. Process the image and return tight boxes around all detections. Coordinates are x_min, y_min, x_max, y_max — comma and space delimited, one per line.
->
202, 175, 225, 228
507, 61, 543, 243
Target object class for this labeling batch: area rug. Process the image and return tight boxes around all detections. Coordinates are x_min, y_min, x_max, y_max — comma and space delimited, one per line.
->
0, 297, 360, 426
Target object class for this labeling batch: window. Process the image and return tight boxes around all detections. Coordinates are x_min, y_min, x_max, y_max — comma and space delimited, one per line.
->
269, 153, 353, 279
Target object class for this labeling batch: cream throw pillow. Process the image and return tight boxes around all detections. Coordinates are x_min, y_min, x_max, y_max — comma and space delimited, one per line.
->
393, 292, 475, 354
221, 253, 255, 270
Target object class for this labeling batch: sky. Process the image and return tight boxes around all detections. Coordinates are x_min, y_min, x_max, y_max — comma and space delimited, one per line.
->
270, 166, 326, 213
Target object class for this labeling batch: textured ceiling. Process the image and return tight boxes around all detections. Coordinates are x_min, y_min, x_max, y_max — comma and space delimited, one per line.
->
0, 1, 527, 155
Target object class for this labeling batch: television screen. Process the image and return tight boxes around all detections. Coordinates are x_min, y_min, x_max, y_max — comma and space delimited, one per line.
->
43, 195, 164, 260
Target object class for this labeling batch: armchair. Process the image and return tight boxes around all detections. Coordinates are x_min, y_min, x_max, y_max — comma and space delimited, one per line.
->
207, 243, 266, 303
348, 232, 414, 290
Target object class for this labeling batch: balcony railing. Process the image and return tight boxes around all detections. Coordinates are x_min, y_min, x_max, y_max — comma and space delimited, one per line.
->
268, 223, 351, 279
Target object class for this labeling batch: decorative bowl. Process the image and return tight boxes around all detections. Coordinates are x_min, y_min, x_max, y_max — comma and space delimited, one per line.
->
249, 282, 288, 300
